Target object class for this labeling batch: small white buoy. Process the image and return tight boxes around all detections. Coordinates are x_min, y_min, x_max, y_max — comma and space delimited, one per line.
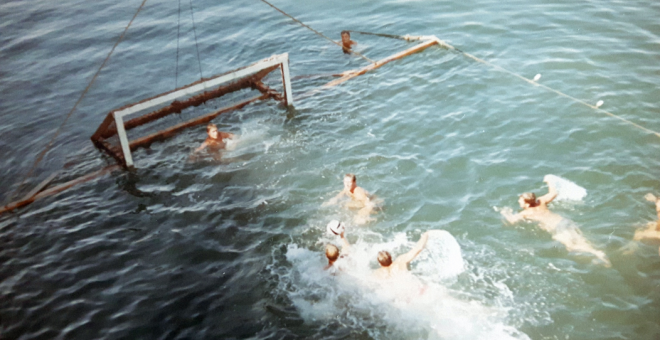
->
596, 100, 604, 108
533, 74, 541, 81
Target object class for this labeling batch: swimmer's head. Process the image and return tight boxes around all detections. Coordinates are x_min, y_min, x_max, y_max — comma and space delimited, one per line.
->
207, 123, 218, 139
377, 251, 392, 267
519, 192, 538, 208
343, 173, 356, 191
326, 244, 339, 263
341, 30, 351, 43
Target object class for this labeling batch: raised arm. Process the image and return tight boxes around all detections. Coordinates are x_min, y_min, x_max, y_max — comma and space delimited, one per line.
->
538, 176, 558, 205
339, 231, 351, 254
395, 231, 430, 266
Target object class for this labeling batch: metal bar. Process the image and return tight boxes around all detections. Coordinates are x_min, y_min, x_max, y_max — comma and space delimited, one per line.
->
113, 112, 133, 167
280, 59, 294, 106
128, 94, 267, 151
21, 172, 59, 202
323, 39, 438, 88
98, 65, 279, 139
0, 165, 120, 215
114, 53, 290, 119
91, 113, 115, 142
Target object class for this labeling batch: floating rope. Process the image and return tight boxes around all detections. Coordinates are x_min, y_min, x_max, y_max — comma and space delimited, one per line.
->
354, 32, 660, 138
258, 0, 377, 65
188, 0, 204, 82
175, 0, 182, 88
7, 0, 150, 204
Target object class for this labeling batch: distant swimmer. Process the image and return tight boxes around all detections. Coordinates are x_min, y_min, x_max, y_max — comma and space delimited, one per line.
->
501, 175, 611, 266
325, 220, 351, 271
194, 123, 235, 153
632, 194, 660, 255
341, 31, 357, 54
323, 174, 377, 225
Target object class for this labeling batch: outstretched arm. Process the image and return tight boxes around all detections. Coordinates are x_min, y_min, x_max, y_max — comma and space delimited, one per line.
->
396, 231, 430, 265
194, 141, 208, 153
322, 190, 346, 206
501, 207, 525, 224
538, 175, 558, 205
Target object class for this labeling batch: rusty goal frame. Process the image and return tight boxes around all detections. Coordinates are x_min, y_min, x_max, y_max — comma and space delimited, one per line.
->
91, 53, 293, 168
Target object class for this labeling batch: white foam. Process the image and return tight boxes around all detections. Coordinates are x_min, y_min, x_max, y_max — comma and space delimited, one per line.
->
281, 231, 529, 340
544, 174, 587, 202
413, 230, 465, 282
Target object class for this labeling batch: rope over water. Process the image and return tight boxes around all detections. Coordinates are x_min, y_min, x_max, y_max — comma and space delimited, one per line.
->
258, 0, 377, 65
7, 0, 150, 205
354, 31, 660, 138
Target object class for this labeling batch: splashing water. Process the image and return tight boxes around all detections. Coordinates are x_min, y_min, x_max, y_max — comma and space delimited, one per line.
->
279, 230, 529, 340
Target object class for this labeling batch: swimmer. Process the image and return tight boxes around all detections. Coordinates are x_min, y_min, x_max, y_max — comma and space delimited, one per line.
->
373, 231, 431, 280
501, 175, 611, 266
341, 30, 357, 54
194, 123, 235, 153
323, 174, 377, 225
632, 194, 660, 255
325, 221, 351, 271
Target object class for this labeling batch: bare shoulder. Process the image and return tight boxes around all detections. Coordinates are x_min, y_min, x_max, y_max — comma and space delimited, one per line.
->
353, 186, 369, 199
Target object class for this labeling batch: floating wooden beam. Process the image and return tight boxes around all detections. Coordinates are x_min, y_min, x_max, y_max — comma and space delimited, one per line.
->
323, 39, 439, 88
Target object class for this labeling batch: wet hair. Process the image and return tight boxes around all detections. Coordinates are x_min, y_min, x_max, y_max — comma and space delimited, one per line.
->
520, 192, 538, 207
377, 251, 392, 267
207, 123, 217, 133
345, 173, 356, 183
341, 30, 350, 37
326, 244, 339, 262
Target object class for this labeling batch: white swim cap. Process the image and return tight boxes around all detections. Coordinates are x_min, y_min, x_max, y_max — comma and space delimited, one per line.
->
326, 220, 345, 236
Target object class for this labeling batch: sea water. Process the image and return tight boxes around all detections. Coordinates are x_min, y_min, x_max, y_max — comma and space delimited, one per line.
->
1, 0, 660, 339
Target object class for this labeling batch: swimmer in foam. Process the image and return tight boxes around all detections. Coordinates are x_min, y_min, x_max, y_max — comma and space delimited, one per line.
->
373, 231, 447, 301
194, 123, 235, 154
325, 221, 351, 271
323, 174, 378, 225
501, 175, 611, 267
373, 231, 433, 280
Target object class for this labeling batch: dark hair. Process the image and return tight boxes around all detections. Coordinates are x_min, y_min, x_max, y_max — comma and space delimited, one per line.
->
377, 251, 392, 267
520, 192, 538, 207
341, 30, 350, 36
345, 173, 356, 183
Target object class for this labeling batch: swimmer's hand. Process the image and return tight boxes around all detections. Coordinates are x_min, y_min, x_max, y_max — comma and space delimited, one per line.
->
500, 207, 522, 224
645, 193, 658, 203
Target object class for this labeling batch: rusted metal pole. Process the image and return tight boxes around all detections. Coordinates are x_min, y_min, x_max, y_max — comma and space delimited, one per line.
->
97, 65, 280, 140
0, 165, 120, 215
21, 172, 59, 202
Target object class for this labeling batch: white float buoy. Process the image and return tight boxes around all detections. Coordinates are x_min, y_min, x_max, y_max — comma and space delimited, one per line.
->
533, 74, 541, 81
596, 100, 604, 108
